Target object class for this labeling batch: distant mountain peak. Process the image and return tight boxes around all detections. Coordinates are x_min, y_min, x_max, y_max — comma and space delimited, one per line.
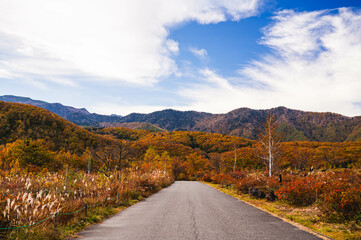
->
1, 95, 361, 142
0, 95, 90, 115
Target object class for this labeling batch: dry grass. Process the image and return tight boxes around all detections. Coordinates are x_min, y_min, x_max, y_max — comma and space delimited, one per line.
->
0, 169, 173, 239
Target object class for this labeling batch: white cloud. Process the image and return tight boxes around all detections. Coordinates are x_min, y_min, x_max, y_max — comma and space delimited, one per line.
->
0, 69, 12, 79
200, 68, 232, 89
0, 0, 262, 86
190, 47, 208, 58
166, 39, 180, 54
180, 8, 361, 116
0, 32, 80, 87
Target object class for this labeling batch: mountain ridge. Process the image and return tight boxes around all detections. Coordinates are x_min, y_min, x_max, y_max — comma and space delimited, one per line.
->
0, 95, 123, 126
1, 95, 361, 142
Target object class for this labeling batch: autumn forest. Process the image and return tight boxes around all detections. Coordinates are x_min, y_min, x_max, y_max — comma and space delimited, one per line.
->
0, 101, 360, 239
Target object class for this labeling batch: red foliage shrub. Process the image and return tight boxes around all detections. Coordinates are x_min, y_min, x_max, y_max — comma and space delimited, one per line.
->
276, 176, 325, 206
228, 171, 246, 180
276, 170, 361, 210
211, 173, 235, 186
265, 177, 281, 191
235, 174, 267, 194
201, 174, 212, 182
321, 183, 361, 221
215, 169, 361, 223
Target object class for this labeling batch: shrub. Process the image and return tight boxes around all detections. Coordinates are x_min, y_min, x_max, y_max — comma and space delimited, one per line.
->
211, 173, 235, 186
235, 174, 267, 194
228, 171, 246, 180
321, 183, 361, 221
201, 174, 212, 182
276, 177, 321, 206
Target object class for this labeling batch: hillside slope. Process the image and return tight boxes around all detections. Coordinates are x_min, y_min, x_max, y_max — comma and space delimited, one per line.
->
2, 96, 361, 142
119, 107, 361, 142
0, 101, 116, 154
0, 95, 123, 126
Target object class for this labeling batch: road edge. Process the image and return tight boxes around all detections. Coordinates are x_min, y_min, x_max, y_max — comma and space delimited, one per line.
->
202, 182, 334, 240
70, 182, 176, 239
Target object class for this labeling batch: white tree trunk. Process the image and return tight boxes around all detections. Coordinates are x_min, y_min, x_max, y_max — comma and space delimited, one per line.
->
268, 120, 272, 177
233, 143, 237, 172
259, 114, 281, 178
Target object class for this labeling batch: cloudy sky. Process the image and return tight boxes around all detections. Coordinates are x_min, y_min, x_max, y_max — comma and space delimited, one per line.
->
1, 0, 361, 116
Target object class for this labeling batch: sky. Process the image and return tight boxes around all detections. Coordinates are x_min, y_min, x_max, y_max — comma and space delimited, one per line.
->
1, 0, 361, 116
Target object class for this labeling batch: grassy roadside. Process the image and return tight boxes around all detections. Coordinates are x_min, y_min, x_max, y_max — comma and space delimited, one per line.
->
59, 199, 140, 240
5, 198, 143, 240
61, 198, 144, 239
204, 182, 361, 240
3, 179, 175, 240
1, 169, 174, 240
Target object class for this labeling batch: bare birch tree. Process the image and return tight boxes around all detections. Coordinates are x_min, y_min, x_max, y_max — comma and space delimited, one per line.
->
258, 114, 282, 177
233, 142, 237, 172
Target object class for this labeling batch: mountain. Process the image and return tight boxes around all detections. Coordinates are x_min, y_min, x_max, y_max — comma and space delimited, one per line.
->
2, 95, 361, 142
0, 101, 117, 155
120, 109, 213, 131
0, 95, 123, 126
118, 107, 361, 142
97, 122, 167, 132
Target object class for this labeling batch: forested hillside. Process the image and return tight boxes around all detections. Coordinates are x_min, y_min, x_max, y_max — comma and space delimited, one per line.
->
0, 95, 123, 126
0, 101, 122, 172
1, 101, 361, 240
119, 107, 361, 142
0, 101, 116, 153
2, 96, 361, 142
1, 101, 361, 175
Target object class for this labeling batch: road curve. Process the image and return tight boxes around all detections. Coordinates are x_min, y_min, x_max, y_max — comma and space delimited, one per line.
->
74, 181, 323, 240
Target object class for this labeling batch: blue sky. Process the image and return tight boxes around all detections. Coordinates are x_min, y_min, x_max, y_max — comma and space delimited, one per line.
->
1, 0, 361, 116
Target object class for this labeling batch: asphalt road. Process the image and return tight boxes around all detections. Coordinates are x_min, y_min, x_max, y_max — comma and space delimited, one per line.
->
74, 181, 323, 240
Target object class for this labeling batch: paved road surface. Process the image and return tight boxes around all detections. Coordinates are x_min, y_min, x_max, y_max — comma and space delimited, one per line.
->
75, 181, 323, 240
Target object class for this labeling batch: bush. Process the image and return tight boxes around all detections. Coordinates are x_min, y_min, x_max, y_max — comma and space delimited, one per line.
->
201, 174, 212, 182
235, 174, 267, 194
276, 177, 321, 206
211, 173, 235, 186
228, 171, 246, 180
321, 184, 361, 221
